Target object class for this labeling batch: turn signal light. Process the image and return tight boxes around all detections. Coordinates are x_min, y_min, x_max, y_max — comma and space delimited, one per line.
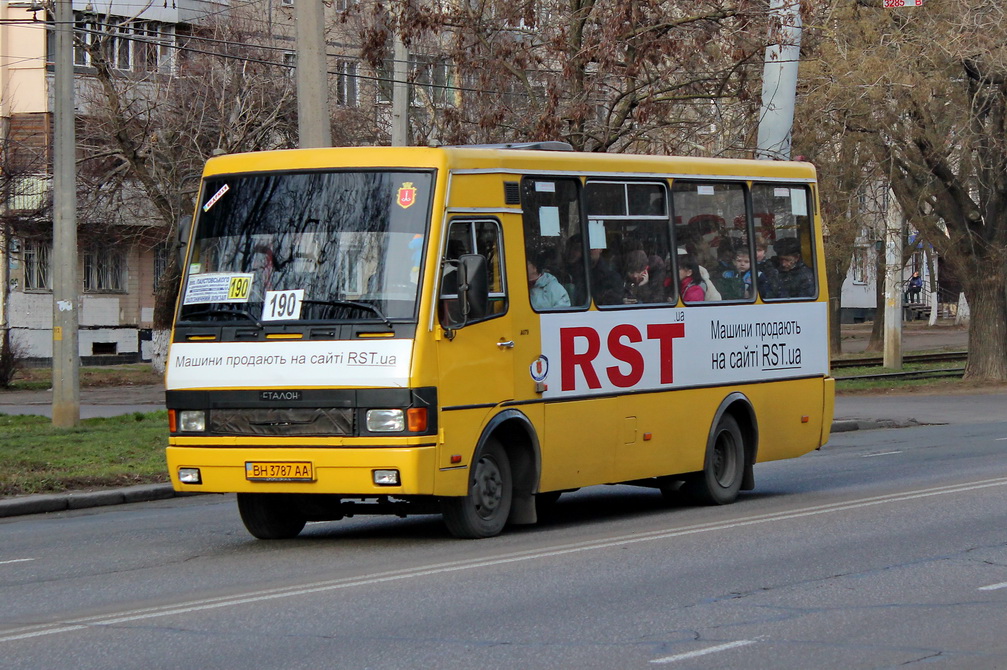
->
407, 408, 428, 432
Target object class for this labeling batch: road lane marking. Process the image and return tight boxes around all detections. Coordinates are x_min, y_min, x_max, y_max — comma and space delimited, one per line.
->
3, 476, 1007, 643
651, 639, 756, 664
0, 559, 34, 566
979, 582, 1007, 591
863, 450, 903, 457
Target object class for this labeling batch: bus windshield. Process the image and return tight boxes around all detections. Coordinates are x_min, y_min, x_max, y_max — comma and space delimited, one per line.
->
178, 170, 433, 324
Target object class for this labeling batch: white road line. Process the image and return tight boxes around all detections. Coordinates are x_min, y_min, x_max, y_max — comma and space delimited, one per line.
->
3, 476, 1007, 644
863, 450, 903, 457
0, 559, 34, 566
996, 438, 1007, 442
978, 582, 1007, 591
651, 639, 756, 664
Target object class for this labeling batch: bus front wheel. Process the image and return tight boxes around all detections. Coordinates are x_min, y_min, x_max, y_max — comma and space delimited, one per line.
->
237, 493, 307, 539
682, 414, 745, 505
442, 439, 513, 539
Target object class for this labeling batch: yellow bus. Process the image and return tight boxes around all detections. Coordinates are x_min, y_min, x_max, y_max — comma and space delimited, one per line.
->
165, 143, 834, 539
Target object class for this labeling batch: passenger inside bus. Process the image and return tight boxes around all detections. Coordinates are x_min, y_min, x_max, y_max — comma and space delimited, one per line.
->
677, 251, 706, 303
772, 237, 815, 298
527, 252, 571, 310
564, 234, 621, 306
711, 241, 745, 300
754, 234, 782, 299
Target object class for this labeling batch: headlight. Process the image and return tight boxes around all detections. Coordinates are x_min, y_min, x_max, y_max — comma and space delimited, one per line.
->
178, 468, 202, 484
366, 409, 405, 432
373, 469, 400, 486
179, 410, 206, 432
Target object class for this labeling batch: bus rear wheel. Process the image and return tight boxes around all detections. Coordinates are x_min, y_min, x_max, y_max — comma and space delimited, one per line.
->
682, 414, 745, 505
442, 439, 513, 539
237, 493, 307, 539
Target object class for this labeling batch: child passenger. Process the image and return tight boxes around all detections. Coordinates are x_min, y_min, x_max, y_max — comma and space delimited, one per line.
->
735, 248, 754, 299
677, 252, 706, 303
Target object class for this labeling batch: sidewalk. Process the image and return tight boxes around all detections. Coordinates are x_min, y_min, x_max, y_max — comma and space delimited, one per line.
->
0, 383, 164, 418
832, 390, 1007, 432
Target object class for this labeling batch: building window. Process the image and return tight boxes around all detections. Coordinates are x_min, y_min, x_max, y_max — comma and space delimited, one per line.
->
68, 14, 175, 74
377, 53, 453, 106
7, 175, 49, 212
336, 59, 358, 106
135, 22, 175, 74
73, 16, 98, 66
852, 246, 869, 284
412, 55, 452, 106
84, 248, 127, 293
23, 239, 52, 291
153, 244, 169, 293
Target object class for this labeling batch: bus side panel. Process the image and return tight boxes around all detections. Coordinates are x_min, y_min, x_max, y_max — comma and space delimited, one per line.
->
540, 398, 617, 492
613, 389, 713, 483
432, 406, 498, 497
746, 377, 829, 462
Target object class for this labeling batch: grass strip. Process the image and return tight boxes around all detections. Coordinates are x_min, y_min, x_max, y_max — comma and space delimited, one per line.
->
0, 411, 169, 497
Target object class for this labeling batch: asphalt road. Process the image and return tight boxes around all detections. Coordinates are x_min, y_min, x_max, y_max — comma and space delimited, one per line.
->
2, 418, 1007, 669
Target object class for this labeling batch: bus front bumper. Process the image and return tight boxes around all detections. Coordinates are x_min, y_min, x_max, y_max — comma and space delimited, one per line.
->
166, 445, 438, 496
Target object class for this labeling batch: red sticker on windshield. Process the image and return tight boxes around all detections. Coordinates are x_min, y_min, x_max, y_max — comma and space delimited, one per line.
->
397, 182, 417, 209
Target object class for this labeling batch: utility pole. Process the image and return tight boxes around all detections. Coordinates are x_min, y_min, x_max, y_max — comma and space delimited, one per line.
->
883, 204, 904, 368
295, 0, 331, 148
391, 35, 409, 146
52, 0, 79, 427
756, 0, 802, 160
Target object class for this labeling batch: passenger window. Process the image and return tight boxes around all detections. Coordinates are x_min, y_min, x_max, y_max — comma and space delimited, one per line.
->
583, 180, 672, 307
750, 184, 817, 300
521, 178, 586, 310
671, 181, 750, 304
439, 219, 507, 328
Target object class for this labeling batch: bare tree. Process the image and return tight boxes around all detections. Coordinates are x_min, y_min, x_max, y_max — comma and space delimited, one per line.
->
350, 0, 770, 154
805, 0, 1007, 379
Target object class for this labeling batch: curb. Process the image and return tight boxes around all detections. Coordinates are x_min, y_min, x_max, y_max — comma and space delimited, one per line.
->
0, 483, 182, 519
831, 418, 923, 433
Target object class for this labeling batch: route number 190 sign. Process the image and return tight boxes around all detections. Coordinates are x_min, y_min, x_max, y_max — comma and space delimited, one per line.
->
884, 0, 922, 6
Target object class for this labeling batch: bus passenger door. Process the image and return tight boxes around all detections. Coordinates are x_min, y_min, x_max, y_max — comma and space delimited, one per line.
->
435, 219, 515, 442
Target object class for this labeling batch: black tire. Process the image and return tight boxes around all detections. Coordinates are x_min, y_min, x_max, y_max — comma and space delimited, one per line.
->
236, 493, 307, 539
682, 414, 745, 505
442, 439, 513, 538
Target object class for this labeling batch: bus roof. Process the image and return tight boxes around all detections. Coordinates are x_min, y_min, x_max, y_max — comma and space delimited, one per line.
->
202, 145, 817, 182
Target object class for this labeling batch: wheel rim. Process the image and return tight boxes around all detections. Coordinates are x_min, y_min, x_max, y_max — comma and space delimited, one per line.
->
471, 455, 504, 519
712, 429, 739, 488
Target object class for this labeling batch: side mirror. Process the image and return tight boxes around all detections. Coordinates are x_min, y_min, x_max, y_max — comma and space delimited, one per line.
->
176, 215, 192, 267
440, 253, 489, 330
458, 254, 489, 321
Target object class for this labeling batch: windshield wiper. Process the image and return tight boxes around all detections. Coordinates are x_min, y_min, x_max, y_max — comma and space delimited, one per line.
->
181, 306, 263, 326
302, 299, 394, 328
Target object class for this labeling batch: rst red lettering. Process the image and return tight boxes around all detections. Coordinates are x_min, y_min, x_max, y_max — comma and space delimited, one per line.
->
560, 327, 602, 391
647, 322, 686, 384
606, 324, 644, 387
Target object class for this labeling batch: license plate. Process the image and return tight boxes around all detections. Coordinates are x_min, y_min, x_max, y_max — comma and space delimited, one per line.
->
245, 461, 314, 482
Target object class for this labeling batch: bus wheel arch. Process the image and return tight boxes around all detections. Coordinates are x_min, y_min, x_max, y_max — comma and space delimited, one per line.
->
720, 394, 758, 491
441, 410, 541, 538
441, 437, 513, 538
683, 394, 758, 505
